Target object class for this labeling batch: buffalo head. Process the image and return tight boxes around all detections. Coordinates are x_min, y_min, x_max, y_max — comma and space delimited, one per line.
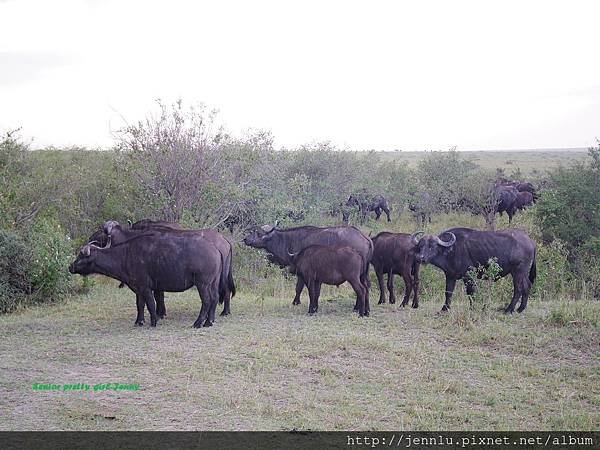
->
68, 238, 111, 275
243, 221, 280, 248
412, 231, 456, 264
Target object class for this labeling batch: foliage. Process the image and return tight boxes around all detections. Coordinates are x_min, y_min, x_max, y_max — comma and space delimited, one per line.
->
26, 217, 74, 304
0, 228, 31, 312
534, 146, 600, 253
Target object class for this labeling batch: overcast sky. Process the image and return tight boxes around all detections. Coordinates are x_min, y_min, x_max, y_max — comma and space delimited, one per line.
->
1, 0, 599, 150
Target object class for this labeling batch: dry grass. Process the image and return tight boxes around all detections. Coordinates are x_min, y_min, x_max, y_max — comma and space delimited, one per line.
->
1, 277, 598, 431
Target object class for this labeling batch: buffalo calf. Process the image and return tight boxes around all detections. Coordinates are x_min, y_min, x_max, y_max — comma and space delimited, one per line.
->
288, 245, 370, 316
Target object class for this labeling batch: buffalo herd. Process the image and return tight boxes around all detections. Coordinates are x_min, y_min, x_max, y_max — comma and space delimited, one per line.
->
69, 180, 539, 327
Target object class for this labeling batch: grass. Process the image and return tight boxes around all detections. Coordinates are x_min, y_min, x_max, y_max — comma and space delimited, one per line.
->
1, 275, 598, 431
377, 149, 589, 174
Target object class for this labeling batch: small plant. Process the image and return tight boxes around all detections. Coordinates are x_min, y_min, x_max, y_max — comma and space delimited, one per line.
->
466, 257, 503, 312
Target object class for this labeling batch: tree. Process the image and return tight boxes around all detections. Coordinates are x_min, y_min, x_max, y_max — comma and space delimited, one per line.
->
115, 99, 228, 223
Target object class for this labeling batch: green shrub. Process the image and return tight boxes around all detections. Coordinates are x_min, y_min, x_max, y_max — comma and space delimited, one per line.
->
26, 218, 73, 304
0, 229, 32, 312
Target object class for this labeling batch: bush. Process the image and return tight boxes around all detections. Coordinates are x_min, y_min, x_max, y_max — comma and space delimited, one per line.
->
0, 229, 32, 312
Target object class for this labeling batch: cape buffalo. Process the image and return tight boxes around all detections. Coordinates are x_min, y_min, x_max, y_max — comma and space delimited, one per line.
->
243, 223, 373, 308
345, 194, 391, 222
288, 245, 370, 316
495, 185, 519, 224
86, 220, 235, 323
69, 228, 226, 328
371, 232, 421, 308
411, 227, 536, 313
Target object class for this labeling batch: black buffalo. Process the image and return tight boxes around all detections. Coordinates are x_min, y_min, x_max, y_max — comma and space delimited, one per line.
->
243, 223, 373, 308
344, 194, 391, 222
412, 227, 536, 313
288, 245, 370, 316
497, 180, 538, 202
69, 226, 227, 328
86, 220, 235, 323
370, 232, 421, 308
494, 185, 520, 224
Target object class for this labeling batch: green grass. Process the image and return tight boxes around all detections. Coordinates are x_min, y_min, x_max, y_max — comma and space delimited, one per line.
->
377, 149, 588, 174
1, 276, 598, 431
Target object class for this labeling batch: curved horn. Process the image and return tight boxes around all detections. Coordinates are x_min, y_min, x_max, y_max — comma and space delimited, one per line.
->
436, 231, 456, 247
274, 219, 280, 228
287, 247, 298, 258
127, 219, 133, 227
260, 224, 274, 233
411, 231, 424, 245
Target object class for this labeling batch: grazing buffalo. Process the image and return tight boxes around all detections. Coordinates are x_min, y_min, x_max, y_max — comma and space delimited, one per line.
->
497, 180, 538, 202
243, 223, 373, 308
86, 220, 235, 323
69, 226, 226, 328
371, 232, 421, 308
408, 192, 433, 226
344, 194, 391, 222
495, 185, 520, 224
287, 245, 370, 316
411, 227, 537, 313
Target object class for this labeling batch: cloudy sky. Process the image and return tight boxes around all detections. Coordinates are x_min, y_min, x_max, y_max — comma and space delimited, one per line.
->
1, 0, 599, 150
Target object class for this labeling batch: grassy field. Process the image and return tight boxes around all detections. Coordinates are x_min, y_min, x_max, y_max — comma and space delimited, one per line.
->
378, 149, 589, 174
1, 274, 598, 431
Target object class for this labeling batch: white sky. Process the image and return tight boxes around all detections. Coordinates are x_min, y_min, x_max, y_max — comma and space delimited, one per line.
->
1, 0, 599, 150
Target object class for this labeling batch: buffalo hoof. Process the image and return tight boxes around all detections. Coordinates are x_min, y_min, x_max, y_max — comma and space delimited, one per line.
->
517, 305, 527, 313
504, 308, 515, 314
192, 320, 203, 328
364, 311, 370, 317
377, 299, 385, 305
135, 320, 144, 327
389, 298, 396, 304
441, 305, 450, 312
203, 320, 213, 327
157, 314, 166, 320
150, 320, 157, 327
411, 303, 419, 309
400, 301, 408, 307
220, 310, 230, 316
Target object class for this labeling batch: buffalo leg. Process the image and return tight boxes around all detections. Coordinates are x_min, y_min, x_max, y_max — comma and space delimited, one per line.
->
441, 277, 457, 312
307, 281, 321, 315
374, 207, 381, 220
141, 289, 157, 327
387, 269, 397, 304
193, 284, 212, 328
134, 294, 145, 326
155, 291, 166, 319
375, 265, 386, 304
382, 206, 391, 222
204, 279, 220, 327
292, 276, 304, 305
400, 271, 412, 307
349, 277, 366, 316
505, 276, 522, 314
411, 262, 420, 308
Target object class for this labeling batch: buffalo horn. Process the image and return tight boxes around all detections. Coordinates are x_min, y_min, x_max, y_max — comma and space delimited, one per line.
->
436, 231, 456, 247
410, 231, 424, 245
